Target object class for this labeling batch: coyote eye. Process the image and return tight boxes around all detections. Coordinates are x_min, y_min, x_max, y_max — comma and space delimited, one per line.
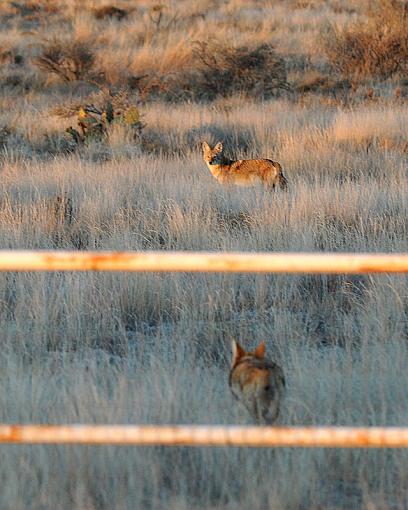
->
264, 385, 270, 391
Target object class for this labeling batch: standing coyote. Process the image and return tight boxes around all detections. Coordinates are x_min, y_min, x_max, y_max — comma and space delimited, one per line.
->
229, 340, 285, 424
202, 141, 287, 190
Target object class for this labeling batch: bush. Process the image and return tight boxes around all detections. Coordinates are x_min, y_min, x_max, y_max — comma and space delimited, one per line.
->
33, 38, 97, 83
323, 0, 408, 80
190, 41, 290, 99
152, 41, 290, 101
51, 89, 144, 146
92, 6, 128, 21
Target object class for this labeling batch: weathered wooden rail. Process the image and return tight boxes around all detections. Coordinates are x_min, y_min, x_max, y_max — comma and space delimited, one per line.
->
0, 250, 407, 273
0, 249, 407, 447
1, 425, 408, 447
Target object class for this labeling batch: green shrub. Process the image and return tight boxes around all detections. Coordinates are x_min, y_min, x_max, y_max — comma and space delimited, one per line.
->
56, 89, 144, 146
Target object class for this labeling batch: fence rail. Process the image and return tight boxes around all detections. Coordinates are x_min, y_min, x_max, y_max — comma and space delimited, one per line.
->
2, 425, 408, 447
0, 250, 407, 273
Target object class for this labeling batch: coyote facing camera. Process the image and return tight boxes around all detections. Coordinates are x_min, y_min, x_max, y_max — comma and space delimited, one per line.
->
202, 141, 287, 190
229, 340, 285, 425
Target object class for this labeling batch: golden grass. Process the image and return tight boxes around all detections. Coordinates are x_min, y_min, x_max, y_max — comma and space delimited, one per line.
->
0, 0, 407, 508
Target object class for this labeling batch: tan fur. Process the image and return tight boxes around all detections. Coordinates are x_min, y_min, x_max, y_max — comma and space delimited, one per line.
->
229, 340, 285, 424
202, 141, 287, 190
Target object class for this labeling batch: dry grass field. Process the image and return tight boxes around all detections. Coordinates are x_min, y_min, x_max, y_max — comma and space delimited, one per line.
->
0, 0, 407, 508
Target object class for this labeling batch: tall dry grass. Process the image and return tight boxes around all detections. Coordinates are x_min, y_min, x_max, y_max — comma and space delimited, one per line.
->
0, 0, 407, 508
0, 99, 407, 508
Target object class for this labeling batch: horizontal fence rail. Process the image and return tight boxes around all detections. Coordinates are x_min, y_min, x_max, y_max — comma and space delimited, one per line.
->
2, 425, 408, 447
0, 250, 407, 273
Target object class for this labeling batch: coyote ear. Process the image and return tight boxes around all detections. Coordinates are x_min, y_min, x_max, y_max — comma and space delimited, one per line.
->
202, 141, 210, 152
213, 141, 223, 153
254, 341, 266, 359
231, 339, 245, 366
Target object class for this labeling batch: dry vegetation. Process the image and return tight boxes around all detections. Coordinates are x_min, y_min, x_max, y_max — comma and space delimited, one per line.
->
323, 0, 408, 80
0, 0, 407, 509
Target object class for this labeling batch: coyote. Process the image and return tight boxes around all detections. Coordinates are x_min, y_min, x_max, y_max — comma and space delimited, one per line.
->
202, 141, 287, 190
229, 340, 285, 424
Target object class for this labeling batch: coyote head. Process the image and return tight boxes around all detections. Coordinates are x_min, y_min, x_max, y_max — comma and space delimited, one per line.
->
229, 339, 285, 424
202, 141, 224, 165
